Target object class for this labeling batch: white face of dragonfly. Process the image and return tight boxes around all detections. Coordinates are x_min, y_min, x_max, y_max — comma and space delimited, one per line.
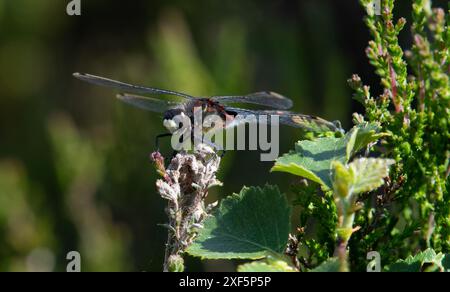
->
163, 111, 189, 133
163, 119, 179, 133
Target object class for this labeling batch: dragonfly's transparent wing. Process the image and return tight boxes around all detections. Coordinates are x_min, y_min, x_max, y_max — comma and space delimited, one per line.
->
73, 73, 194, 99
225, 108, 341, 133
117, 93, 183, 113
212, 91, 293, 110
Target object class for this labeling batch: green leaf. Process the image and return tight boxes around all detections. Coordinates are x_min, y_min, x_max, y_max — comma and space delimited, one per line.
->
349, 158, 395, 194
272, 124, 382, 189
272, 123, 389, 189
187, 185, 291, 259
330, 161, 353, 198
237, 259, 296, 272
272, 136, 351, 188
331, 158, 395, 197
386, 249, 449, 272
351, 123, 389, 155
310, 257, 340, 272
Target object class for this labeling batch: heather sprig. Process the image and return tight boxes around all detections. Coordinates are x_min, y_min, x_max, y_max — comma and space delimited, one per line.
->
348, 0, 449, 267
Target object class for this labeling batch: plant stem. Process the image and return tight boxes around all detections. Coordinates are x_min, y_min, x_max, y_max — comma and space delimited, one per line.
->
152, 145, 222, 272
163, 199, 184, 272
333, 191, 357, 272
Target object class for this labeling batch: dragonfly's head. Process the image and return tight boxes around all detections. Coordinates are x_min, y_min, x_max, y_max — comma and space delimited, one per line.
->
163, 108, 187, 133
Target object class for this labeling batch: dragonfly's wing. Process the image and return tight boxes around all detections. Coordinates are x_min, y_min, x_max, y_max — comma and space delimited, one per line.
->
225, 108, 341, 133
117, 93, 183, 113
73, 73, 194, 99
212, 91, 293, 110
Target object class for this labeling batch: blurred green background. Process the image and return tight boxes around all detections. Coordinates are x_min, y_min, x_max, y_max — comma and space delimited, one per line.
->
0, 0, 446, 271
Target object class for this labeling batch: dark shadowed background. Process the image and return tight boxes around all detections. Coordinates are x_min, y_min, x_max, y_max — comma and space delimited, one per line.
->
0, 0, 446, 271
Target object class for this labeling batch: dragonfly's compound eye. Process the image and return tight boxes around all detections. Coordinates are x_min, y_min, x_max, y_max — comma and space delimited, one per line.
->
163, 108, 184, 120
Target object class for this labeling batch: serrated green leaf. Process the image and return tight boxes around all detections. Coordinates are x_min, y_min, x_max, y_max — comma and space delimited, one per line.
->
386, 249, 449, 272
272, 137, 349, 188
331, 158, 394, 198
271, 124, 380, 189
187, 185, 291, 259
351, 123, 389, 155
237, 260, 296, 272
310, 257, 340, 272
349, 158, 395, 194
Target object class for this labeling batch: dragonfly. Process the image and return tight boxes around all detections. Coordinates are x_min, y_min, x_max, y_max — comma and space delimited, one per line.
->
73, 73, 342, 149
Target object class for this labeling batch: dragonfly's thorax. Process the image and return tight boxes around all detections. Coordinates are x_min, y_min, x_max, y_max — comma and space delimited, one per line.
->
188, 98, 233, 119
162, 99, 237, 133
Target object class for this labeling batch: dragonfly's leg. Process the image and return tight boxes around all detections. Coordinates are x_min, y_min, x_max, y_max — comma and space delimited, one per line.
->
155, 133, 173, 151
155, 133, 179, 164
219, 149, 227, 158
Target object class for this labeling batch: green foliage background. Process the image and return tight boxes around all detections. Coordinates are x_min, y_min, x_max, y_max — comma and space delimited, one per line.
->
0, 0, 447, 271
